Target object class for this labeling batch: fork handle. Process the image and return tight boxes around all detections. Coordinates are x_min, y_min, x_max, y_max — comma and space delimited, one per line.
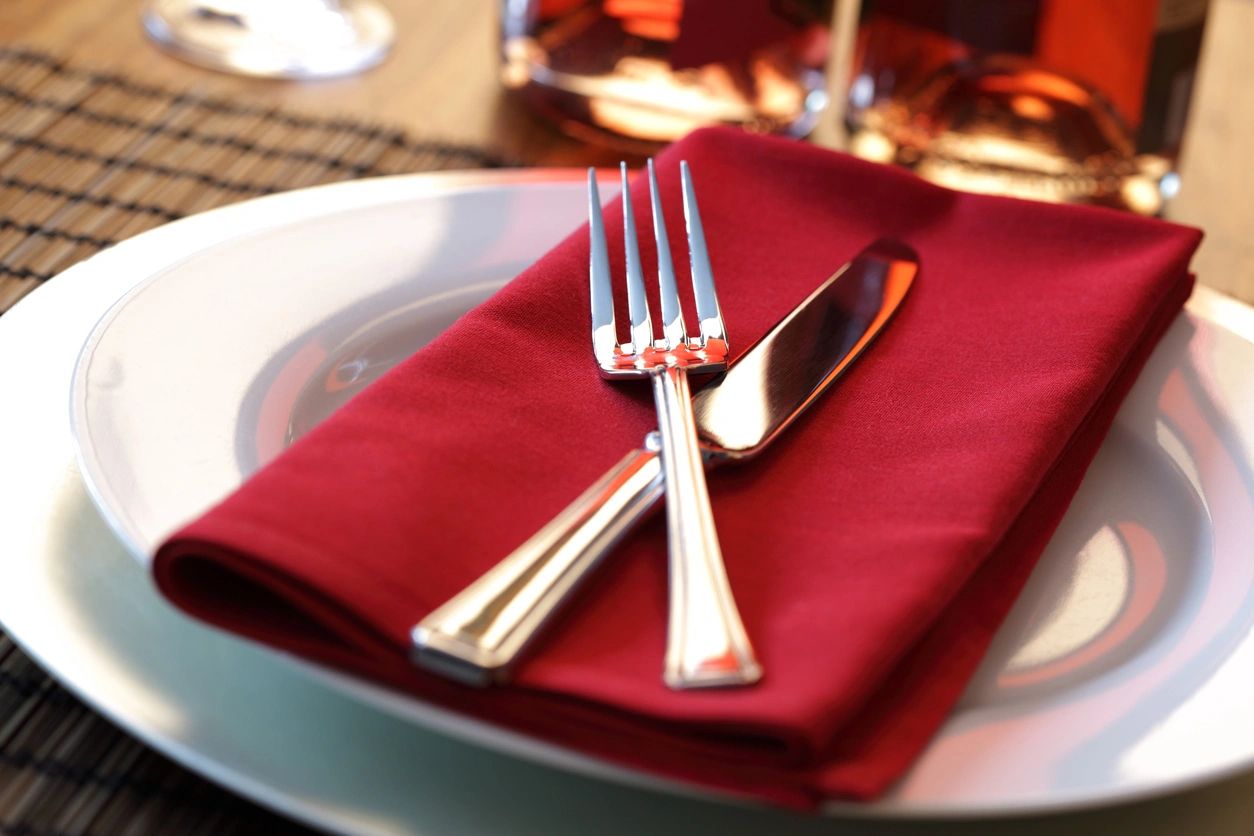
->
410, 447, 664, 685
651, 365, 762, 688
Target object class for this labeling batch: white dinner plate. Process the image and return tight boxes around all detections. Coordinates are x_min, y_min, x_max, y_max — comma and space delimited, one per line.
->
2, 171, 1253, 835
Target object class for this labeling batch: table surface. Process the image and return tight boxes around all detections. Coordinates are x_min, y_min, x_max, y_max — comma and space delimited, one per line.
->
3, 2, 1254, 835
7, 0, 1253, 302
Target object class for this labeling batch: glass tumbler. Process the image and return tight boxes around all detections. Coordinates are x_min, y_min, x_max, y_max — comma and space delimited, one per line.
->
844, 0, 1210, 214
500, 0, 836, 150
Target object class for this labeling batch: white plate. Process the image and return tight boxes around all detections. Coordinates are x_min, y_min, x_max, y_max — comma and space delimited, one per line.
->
1, 172, 1252, 834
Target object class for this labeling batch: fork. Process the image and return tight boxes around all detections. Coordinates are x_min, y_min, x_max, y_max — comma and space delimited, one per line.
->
588, 160, 761, 689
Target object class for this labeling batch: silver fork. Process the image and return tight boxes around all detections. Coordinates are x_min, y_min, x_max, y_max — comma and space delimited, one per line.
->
588, 160, 761, 689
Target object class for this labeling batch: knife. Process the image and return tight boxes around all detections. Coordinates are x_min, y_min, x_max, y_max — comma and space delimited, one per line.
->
411, 239, 919, 685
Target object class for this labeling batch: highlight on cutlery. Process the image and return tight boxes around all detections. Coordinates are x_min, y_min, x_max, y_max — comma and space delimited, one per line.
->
411, 236, 918, 687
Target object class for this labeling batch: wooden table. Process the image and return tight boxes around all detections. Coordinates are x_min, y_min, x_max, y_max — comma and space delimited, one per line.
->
6, 0, 1252, 301
3, 3, 1254, 835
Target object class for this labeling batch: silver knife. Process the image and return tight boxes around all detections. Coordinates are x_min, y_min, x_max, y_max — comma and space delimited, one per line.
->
411, 239, 919, 685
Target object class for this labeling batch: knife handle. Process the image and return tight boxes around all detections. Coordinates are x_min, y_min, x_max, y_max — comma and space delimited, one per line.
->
410, 447, 664, 685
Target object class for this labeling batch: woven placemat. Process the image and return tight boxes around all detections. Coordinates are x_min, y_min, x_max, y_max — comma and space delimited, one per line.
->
0, 45, 506, 835
0, 46, 503, 314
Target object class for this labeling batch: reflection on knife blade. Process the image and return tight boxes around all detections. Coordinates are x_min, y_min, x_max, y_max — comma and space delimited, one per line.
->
411, 239, 919, 685
695, 238, 916, 458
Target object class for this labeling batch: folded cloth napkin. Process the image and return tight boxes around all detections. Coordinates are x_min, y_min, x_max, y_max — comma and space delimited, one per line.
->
155, 127, 1201, 808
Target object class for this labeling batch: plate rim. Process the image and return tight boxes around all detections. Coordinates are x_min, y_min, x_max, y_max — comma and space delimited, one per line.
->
67, 168, 589, 564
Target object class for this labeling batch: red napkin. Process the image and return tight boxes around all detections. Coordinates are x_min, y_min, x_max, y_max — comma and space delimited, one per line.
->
155, 127, 1201, 808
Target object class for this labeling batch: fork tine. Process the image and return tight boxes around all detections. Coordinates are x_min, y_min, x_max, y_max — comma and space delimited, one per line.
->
680, 160, 725, 346
648, 158, 686, 348
588, 168, 617, 365
621, 162, 654, 353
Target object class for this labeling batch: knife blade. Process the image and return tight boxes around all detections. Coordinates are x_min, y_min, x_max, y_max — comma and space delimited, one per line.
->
411, 238, 919, 685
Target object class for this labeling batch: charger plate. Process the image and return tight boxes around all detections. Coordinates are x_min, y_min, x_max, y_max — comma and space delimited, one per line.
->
1, 171, 1253, 834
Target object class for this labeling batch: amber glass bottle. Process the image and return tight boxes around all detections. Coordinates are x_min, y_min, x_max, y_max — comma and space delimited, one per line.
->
845, 0, 1209, 214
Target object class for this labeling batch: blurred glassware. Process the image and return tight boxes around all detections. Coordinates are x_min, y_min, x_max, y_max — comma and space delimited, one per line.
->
500, 0, 835, 151
844, 0, 1209, 215
142, 0, 394, 79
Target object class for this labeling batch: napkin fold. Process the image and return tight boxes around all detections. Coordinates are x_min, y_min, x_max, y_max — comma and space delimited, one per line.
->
155, 127, 1201, 808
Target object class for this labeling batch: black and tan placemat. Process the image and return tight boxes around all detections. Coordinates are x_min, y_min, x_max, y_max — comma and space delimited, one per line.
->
0, 45, 506, 835
0, 46, 504, 315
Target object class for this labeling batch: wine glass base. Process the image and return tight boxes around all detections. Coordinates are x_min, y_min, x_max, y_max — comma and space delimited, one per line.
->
142, 0, 395, 80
